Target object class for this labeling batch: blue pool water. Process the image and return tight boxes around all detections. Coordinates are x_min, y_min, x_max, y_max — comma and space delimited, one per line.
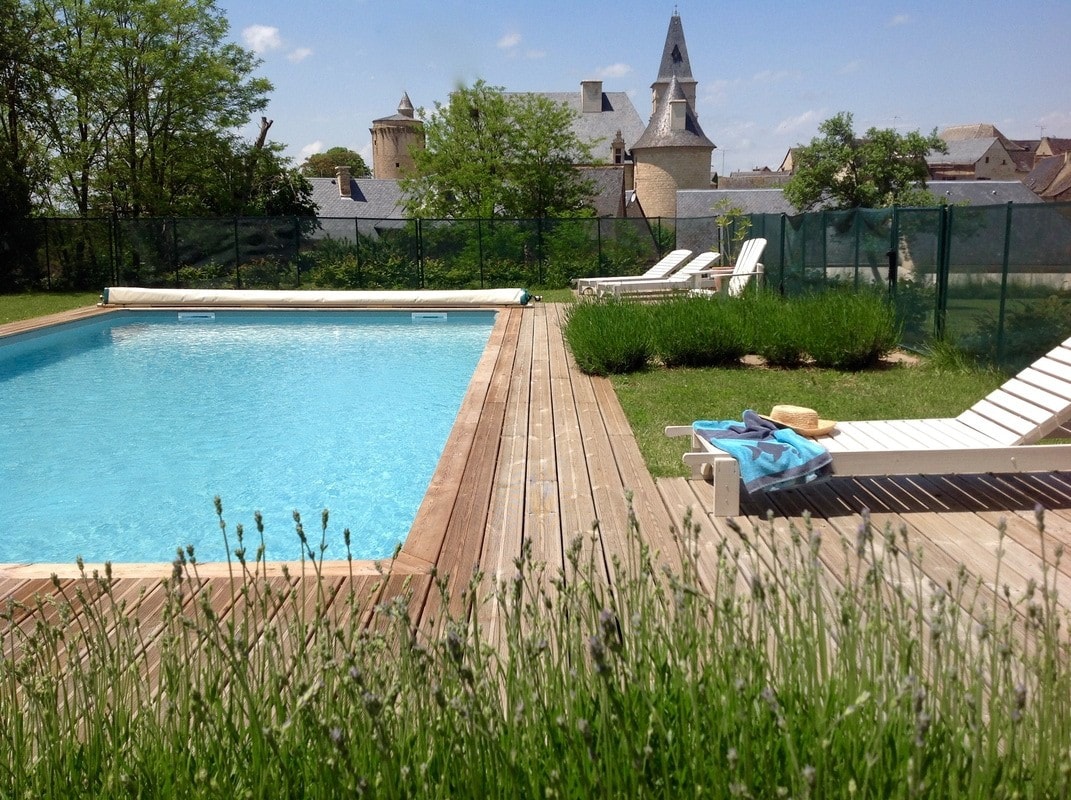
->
0, 310, 495, 564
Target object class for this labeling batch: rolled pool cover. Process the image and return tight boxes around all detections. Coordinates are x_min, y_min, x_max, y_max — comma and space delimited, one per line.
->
101, 286, 532, 308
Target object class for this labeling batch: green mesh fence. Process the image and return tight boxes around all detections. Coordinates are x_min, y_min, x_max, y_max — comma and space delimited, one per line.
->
748, 203, 1071, 369
12, 206, 1071, 369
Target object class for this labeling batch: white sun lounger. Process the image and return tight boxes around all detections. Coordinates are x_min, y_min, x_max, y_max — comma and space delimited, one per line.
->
666, 335, 1071, 515
690, 237, 767, 298
573, 249, 693, 295
601, 250, 722, 297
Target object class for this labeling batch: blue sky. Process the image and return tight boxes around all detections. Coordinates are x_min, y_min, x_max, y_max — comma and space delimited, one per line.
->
220, 0, 1071, 175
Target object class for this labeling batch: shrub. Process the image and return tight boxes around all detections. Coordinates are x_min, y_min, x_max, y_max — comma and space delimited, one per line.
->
648, 295, 747, 367
739, 290, 808, 368
798, 288, 902, 370
562, 297, 652, 375
961, 295, 1071, 372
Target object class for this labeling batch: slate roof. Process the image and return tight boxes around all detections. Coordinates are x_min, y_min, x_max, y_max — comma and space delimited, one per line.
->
373, 92, 419, 124
676, 189, 796, 218
632, 76, 714, 151
511, 91, 645, 163
579, 166, 628, 217
654, 13, 695, 86
309, 177, 407, 221
925, 181, 1041, 205
927, 138, 1001, 165
676, 181, 1041, 220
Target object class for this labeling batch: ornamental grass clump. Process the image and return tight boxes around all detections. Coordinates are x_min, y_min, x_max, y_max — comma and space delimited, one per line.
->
798, 287, 902, 370
648, 294, 748, 367
562, 297, 652, 375
3, 501, 1071, 797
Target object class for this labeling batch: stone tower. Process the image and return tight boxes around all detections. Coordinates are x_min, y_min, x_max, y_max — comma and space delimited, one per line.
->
370, 92, 425, 179
632, 72, 715, 219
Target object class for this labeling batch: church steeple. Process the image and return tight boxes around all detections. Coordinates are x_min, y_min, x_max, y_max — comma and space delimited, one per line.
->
651, 12, 697, 117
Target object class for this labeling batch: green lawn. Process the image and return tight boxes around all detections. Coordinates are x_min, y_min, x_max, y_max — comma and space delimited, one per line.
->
0, 291, 101, 324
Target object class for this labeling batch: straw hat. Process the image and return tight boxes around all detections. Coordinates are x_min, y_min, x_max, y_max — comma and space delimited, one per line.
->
761, 405, 837, 437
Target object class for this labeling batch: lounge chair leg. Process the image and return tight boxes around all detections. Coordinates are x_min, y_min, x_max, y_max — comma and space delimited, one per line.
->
711, 456, 741, 517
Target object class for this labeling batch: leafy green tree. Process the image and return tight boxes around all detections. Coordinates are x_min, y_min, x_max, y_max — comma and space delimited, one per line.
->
401, 79, 595, 219
300, 146, 370, 178
784, 112, 946, 211
0, 0, 53, 287
32, 0, 271, 217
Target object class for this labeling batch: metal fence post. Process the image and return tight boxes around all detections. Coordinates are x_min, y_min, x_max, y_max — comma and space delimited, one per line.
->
996, 201, 1014, 364
171, 218, 179, 287
778, 213, 787, 295
477, 217, 485, 288
293, 216, 301, 287
934, 205, 952, 340
417, 218, 425, 288
233, 218, 242, 288
888, 205, 900, 295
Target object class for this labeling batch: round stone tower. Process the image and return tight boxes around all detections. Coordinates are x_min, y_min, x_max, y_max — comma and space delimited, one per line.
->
631, 75, 715, 220
370, 92, 425, 179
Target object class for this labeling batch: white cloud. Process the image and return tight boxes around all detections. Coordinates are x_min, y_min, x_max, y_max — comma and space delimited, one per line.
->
299, 140, 324, 159
775, 110, 821, 135
838, 60, 861, 75
287, 47, 313, 63
597, 62, 632, 79
243, 24, 282, 53
497, 32, 521, 49
525, 49, 546, 60
888, 14, 911, 27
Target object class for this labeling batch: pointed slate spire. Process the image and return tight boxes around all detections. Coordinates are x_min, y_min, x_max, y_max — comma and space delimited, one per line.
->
650, 12, 697, 116
397, 91, 415, 119
655, 13, 694, 85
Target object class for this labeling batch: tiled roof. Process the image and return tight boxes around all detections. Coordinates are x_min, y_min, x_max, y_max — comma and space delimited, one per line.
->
1024, 156, 1066, 194
512, 91, 645, 163
940, 123, 1025, 150
632, 76, 714, 151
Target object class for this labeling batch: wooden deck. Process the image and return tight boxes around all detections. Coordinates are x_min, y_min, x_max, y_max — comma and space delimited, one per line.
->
4, 302, 1071, 654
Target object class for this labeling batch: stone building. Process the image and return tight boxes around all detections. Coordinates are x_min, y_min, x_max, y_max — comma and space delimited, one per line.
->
370, 92, 424, 179
630, 13, 715, 219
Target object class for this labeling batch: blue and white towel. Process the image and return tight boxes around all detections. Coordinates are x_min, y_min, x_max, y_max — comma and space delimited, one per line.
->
694, 410, 832, 494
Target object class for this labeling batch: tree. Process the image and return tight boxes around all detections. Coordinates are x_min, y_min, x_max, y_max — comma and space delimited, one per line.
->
401, 80, 595, 219
784, 112, 946, 211
33, 0, 272, 217
300, 146, 370, 178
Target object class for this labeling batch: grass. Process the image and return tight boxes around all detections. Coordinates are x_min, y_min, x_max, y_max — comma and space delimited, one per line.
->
0, 291, 101, 324
612, 359, 1005, 477
3, 503, 1069, 797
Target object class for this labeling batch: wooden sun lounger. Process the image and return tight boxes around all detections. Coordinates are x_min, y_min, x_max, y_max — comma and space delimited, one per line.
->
666, 336, 1071, 516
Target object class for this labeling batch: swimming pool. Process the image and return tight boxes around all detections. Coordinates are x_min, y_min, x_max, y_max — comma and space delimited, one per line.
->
0, 309, 495, 564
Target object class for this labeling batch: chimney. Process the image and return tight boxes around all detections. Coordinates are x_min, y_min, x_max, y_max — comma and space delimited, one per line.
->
670, 98, 687, 131
581, 80, 603, 114
335, 165, 352, 198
